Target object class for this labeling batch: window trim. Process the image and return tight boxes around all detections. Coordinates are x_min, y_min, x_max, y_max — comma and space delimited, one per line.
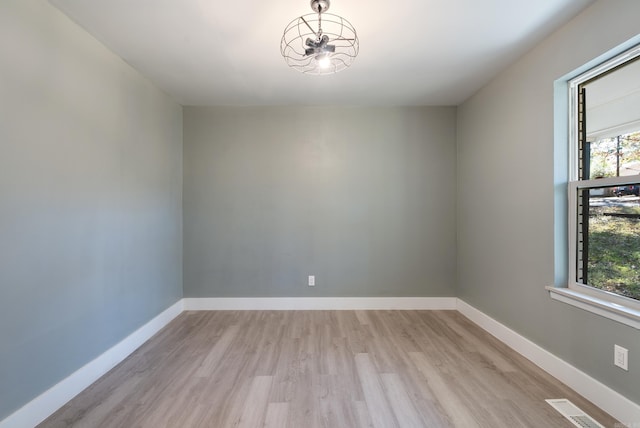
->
548, 42, 640, 330
546, 286, 640, 330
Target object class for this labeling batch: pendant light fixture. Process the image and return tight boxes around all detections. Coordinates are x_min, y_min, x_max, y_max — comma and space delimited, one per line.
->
280, 0, 359, 75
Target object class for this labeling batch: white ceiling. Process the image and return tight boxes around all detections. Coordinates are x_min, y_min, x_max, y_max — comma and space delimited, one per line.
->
50, 0, 595, 106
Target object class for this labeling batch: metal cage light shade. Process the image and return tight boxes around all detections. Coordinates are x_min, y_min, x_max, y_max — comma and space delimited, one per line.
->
280, 0, 358, 75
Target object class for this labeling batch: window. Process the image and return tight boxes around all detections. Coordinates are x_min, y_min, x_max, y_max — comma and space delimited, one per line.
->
549, 43, 640, 329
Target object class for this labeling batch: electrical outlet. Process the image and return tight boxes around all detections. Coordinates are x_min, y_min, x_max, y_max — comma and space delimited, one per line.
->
614, 345, 628, 371
308, 275, 315, 286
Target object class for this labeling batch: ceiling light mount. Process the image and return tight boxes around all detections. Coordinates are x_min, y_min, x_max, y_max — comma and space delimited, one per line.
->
280, 0, 358, 75
310, 0, 330, 13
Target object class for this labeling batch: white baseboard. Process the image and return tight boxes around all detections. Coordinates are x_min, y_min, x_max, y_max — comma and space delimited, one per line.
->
0, 299, 184, 428
4, 297, 638, 427
456, 299, 640, 425
183, 296, 457, 311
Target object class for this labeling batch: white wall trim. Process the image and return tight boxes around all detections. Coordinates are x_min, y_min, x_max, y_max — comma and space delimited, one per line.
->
183, 296, 458, 311
546, 286, 640, 331
0, 299, 184, 428
456, 299, 640, 425
4, 297, 639, 427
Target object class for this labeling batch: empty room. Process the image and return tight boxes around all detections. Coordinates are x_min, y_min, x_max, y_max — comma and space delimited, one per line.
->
1, 0, 640, 427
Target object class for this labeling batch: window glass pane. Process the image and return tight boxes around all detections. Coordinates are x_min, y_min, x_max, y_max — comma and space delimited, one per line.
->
576, 184, 640, 301
582, 54, 640, 180
586, 132, 640, 179
583, 55, 640, 142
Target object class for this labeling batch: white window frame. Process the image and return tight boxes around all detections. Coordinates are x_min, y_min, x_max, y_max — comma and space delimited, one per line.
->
547, 43, 640, 330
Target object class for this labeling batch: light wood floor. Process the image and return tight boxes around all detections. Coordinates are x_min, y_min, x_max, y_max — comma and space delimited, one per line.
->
39, 310, 619, 427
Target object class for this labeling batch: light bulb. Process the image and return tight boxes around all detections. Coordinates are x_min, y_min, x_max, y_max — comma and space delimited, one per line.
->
317, 55, 331, 69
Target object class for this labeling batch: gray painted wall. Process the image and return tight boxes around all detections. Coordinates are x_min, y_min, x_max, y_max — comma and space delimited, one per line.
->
0, 1, 183, 420
184, 106, 457, 298
3, 0, 638, 422
457, 0, 640, 405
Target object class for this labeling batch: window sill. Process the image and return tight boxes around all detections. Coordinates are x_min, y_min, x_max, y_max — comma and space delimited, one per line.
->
546, 286, 640, 330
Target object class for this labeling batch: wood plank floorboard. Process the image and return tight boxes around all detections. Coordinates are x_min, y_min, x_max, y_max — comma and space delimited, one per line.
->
38, 310, 620, 427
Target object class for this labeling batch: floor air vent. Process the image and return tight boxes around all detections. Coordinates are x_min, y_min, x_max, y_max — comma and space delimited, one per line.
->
545, 399, 605, 428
